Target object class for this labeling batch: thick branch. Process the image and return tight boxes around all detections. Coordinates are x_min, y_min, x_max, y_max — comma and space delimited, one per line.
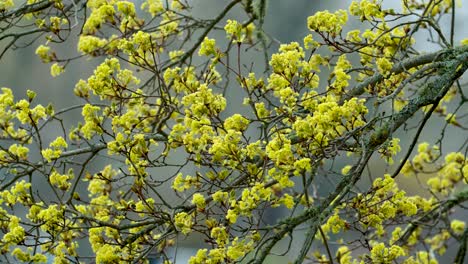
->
455, 227, 468, 264
252, 47, 468, 263
0, 0, 53, 20
341, 45, 468, 104
366, 49, 468, 149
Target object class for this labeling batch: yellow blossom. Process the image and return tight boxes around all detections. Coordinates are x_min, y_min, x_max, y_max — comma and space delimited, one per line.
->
307, 9, 348, 35
191, 193, 206, 209
141, 0, 164, 17
35, 45, 51, 62
0, 0, 14, 10
199, 37, 217, 57
451, 219, 465, 235
174, 212, 193, 235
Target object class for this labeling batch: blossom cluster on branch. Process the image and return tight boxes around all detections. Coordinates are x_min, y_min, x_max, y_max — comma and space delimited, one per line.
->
0, 0, 467, 263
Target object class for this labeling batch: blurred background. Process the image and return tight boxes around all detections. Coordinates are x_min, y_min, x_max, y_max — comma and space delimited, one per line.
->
1, 0, 467, 263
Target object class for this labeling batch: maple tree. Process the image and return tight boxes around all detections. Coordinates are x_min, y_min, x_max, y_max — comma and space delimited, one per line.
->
0, 0, 467, 263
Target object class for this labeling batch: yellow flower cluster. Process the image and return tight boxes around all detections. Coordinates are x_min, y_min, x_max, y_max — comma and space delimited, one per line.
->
95, 244, 121, 264
174, 212, 193, 235
172, 173, 200, 192
211, 226, 228, 246
189, 236, 254, 263
199, 37, 217, 57
0, 0, 14, 11
378, 138, 401, 165
50, 169, 74, 191
333, 246, 351, 263
47, 239, 79, 262
321, 212, 347, 235
49, 16, 68, 33
277, 193, 295, 209
170, 116, 211, 155
31, 204, 67, 235
41, 136, 68, 162
266, 43, 323, 108
224, 114, 249, 131
254, 102, 269, 119
348, 175, 434, 237
192, 193, 206, 210
50, 63, 64, 77
141, 0, 164, 17
370, 242, 406, 263
83, 1, 116, 34
35, 45, 53, 63
15, 99, 47, 125
403, 251, 438, 264
407, 143, 438, 171
0, 89, 43, 145
390, 226, 420, 246
212, 191, 229, 203
159, 11, 180, 37
331, 55, 352, 95
2, 216, 25, 250
226, 182, 272, 224
401, 143, 467, 196
167, 76, 226, 159
342, 18, 414, 92
88, 195, 114, 222
78, 35, 108, 55
450, 219, 465, 235
80, 104, 103, 139
303, 34, 319, 49
349, 0, 386, 20
88, 165, 117, 196
293, 157, 312, 175
293, 96, 368, 151
182, 84, 226, 118
8, 144, 29, 160
429, 0, 456, 16
224, 19, 255, 43
426, 152, 466, 195
117, 29, 161, 65
134, 198, 155, 217
307, 9, 348, 35
109, 103, 156, 142
1, 180, 31, 206
265, 133, 294, 167
269, 74, 298, 109
425, 229, 451, 255
346, 29, 362, 42
82, 58, 140, 99
88, 220, 144, 262
270, 42, 304, 76
11, 248, 47, 263
224, 19, 243, 42
116, 1, 136, 17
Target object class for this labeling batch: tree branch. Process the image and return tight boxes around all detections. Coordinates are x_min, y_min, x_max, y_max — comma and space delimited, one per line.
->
341, 46, 468, 104
396, 188, 468, 247
0, 0, 53, 20
251, 47, 468, 263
